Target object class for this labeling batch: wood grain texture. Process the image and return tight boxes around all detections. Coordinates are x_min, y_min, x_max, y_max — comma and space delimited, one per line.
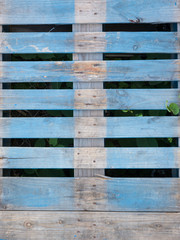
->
0, 32, 180, 53
178, 23, 180, 177
0, 212, 180, 240
0, 25, 2, 177
0, 147, 180, 169
0, 0, 180, 24
73, 23, 104, 177
1, 60, 180, 83
0, 177, 180, 211
0, 116, 179, 138
0, 89, 178, 110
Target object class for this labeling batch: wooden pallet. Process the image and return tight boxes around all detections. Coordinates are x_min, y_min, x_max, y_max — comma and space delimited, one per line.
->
0, 0, 180, 239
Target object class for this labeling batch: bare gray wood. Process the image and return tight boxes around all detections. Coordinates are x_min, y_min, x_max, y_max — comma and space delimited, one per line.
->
1, 177, 180, 211
0, 211, 180, 240
178, 23, 180, 178
73, 24, 104, 177
0, 26, 2, 177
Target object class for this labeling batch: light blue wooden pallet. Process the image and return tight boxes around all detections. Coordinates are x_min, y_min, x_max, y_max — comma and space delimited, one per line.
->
0, 0, 180, 239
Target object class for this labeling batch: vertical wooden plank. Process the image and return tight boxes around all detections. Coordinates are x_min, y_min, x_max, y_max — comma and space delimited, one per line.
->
178, 23, 180, 178
0, 25, 2, 177
73, 24, 104, 177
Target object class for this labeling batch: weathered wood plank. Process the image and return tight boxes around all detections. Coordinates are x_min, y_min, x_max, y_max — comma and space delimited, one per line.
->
1, 60, 180, 83
0, 89, 178, 110
0, 117, 179, 138
0, 177, 180, 211
0, 0, 180, 24
0, 147, 180, 169
178, 23, 180, 178
73, 23, 104, 177
0, 25, 2, 177
0, 211, 180, 240
0, 32, 179, 53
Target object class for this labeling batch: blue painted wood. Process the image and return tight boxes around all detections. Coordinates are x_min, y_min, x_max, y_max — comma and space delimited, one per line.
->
1, 177, 180, 211
0, 89, 178, 110
0, 0, 179, 24
0, 117, 178, 138
106, 0, 180, 24
0, 147, 179, 169
107, 147, 180, 169
0, 32, 179, 53
106, 117, 179, 138
1, 60, 180, 83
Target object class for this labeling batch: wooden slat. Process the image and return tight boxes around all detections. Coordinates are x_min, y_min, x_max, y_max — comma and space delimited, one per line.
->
0, 212, 180, 240
0, 147, 180, 169
1, 60, 180, 83
0, 116, 179, 138
0, 177, 180, 211
0, 32, 179, 54
73, 24, 104, 177
0, 25, 2, 177
0, 0, 180, 24
178, 23, 180, 178
0, 89, 178, 110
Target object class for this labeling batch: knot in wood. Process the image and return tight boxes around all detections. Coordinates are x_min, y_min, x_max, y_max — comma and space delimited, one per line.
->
24, 221, 33, 229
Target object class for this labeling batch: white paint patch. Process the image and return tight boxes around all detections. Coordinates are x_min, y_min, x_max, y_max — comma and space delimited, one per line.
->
30, 45, 52, 53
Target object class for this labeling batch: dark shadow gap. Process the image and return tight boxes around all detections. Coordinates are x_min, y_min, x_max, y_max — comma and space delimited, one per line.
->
10, 82, 73, 89
104, 53, 173, 60
3, 25, 72, 32
105, 138, 178, 147
4, 138, 73, 147
103, 23, 171, 32
4, 169, 74, 177
3, 110, 73, 118
104, 81, 172, 89
105, 169, 176, 178
3, 53, 72, 61
104, 110, 169, 117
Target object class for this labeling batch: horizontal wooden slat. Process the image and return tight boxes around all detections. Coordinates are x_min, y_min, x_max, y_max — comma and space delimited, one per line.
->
0, 177, 180, 211
0, 117, 179, 138
0, 211, 180, 240
0, 32, 179, 53
0, 0, 180, 24
1, 60, 180, 83
0, 147, 180, 169
1, 89, 178, 110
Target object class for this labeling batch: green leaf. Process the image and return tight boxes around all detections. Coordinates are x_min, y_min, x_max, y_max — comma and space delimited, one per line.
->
49, 138, 58, 147
166, 103, 179, 115
34, 139, 46, 147
136, 138, 158, 147
168, 138, 173, 143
